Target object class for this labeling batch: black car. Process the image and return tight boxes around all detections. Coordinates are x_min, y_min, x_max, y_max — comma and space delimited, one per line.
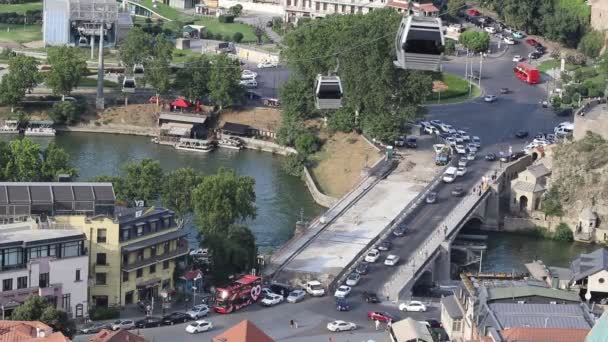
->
393, 225, 407, 236
515, 130, 529, 138
161, 312, 190, 325
425, 319, 443, 329
485, 153, 497, 161
378, 240, 391, 251
528, 52, 542, 59
336, 298, 350, 311
356, 261, 369, 275
362, 291, 380, 303
510, 151, 526, 161
405, 137, 417, 148
135, 317, 162, 328
451, 186, 464, 197
269, 283, 291, 298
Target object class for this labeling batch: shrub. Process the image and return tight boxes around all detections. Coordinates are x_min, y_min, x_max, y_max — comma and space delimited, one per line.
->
229, 4, 243, 17
202, 30, 212, 39
214, 32, 224, 41
444, 39, 456, 55
541, 186, 563, 217
561, 94, 572, 105
223, 34, 232, 42
295, 132, 320, 155
578, 30, 605, 59
281, 154, 306, 177
218, 15, 235, 23
560, 71, 572, 84
550, 95, 562, 109
48, 101, 79, 125
233, 32, 244, 43
327, 108, 355, 133
554, 223, 573, 242
89, 306, 120, 320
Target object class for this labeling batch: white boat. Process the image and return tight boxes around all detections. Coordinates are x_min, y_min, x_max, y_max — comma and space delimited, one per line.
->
175, 138, 215, 153
218, 137, 243, 150
0, 120, 19, 134
24, 120, 55, 137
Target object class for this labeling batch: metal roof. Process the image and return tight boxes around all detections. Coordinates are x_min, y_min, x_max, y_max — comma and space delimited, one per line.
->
570, 248, 608, 282
487, 285, 580, 302
159, 113, 207, 124
489, 303, 592, 329
69, 0, 117, 22
390, 318, 433, 342
122, 229, 188, 252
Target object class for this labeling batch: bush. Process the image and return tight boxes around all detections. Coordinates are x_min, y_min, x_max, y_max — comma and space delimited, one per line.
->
202, 30, 212, 39
223, 34, 232, 42
327, 108, 355, 133
48, 101, 79, 125
218, 15, 235, 23
541, 186, 563, 217
578, 30, 605, 59
89, 306, 120, 320
281, 154, 306, 177
229, 4, 243, 17
295, 132, 320, 155
550, 95, 562, 109
444, 39, 456, 55
554, 223, 573, 242
561, 94, 572, 105
233, 32, 244, 43
560, 71, 572, 84
214, 32, 224, 41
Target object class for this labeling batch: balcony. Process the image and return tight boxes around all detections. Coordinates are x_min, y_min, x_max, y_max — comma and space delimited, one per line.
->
122, 244, 189, 272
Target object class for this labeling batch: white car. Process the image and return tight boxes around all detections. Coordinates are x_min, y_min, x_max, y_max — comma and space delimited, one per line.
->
457, 130, 470, 141
241, 70, 257, 80
287, 289, 306, 303
262, 287, 273, 297
512, 55, 523, 62
472, 136, 481, 148
384, 255, 399, 266
455, 144, 466, 154
334, 285, 352, 298
456, 167, 467, 176
484, 95, 497, 103
185, 320, 213, 334
345, 272, 361, 286
399, 300, 427, 312
484, 26, 496, 34
504, 36, 515, 45
257, 60, 278, 68
445, 136, 457, 146
111, 320, 135, 331
239, 79, 258, 88
467, 152, 476, 161
458, 158, 468, 167
189, 248, 208, 258
365, 249, 380, 263
261, 293, 284, 306
326, 320, 356, 332
467, 143, 478, 153
425, 125, 440, 134
503, 27, 513, 34
453, 134, 464, 143
444, 125, 456, 134
186, 304, 210, 319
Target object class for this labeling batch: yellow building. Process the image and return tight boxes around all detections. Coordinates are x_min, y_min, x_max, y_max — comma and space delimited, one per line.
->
53, 207, 189, 307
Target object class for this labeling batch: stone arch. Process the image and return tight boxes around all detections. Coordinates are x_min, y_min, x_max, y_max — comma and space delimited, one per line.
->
460, 217, 484, 233
412, 270, 434, 296
532, 152, 538, 161
519, 195, 529, 211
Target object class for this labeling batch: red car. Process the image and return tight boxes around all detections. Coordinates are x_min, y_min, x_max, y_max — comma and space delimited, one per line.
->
525, 39, 538, 46
467, 9, 480, 16
367, 311, 398, 323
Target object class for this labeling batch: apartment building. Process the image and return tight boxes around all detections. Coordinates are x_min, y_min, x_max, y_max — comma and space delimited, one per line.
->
282, 0, 387, 23
53, 206, 188, 307
0, 219, 89, 319
385, 0, 439, 16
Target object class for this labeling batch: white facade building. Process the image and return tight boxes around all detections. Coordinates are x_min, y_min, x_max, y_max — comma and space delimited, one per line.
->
281, 0, 387, 23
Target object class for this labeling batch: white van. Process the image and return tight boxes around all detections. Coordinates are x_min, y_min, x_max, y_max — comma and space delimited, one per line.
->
443, 167, 457, 183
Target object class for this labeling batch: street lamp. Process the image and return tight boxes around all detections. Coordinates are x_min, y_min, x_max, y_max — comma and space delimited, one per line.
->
192, 286, 197, 306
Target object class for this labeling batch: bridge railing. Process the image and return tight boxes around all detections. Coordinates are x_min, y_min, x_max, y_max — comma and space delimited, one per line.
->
381, 170, 496, 301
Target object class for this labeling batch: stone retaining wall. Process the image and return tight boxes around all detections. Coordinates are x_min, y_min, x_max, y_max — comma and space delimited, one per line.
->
56, 124, 157, 137
302, 167, 338, 208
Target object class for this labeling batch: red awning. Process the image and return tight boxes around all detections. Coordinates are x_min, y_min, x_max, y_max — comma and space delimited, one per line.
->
171, 98, 192, 108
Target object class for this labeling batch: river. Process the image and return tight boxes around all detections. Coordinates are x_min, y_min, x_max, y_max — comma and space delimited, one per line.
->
5, 133, 324, 250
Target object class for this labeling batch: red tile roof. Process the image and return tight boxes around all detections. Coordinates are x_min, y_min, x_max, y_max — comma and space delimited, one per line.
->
386, 1, 439, 12
386, 0, 409, 9
0, 320, 70, 342
418, 3, 439, 12
181, 270, 203, 281
213, 320, 274, 342
501, 327, 590, 342
89, 329, 144, 342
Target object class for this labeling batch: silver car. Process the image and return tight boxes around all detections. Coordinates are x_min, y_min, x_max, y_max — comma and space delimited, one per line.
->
287, 289, 306, 303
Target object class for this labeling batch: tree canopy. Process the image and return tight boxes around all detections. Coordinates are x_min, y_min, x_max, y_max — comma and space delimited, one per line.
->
458, 31, 491, 53
208, 54, 243, 110
45, 46, 87, 98
0, 54, 40, 111
0, 138, 77, 182
578, 30, 605, 59
12, 295, 76, 338
161, 167, 204, 227
119, 26, 152, 73
174, 55, 211, 102
121, 158, 164, 205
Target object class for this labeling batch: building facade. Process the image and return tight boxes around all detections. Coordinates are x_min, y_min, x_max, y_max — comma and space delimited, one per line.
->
0, 219, 89, 318
281, 0, 386, 23
53, 207, 188, 307
385, 0, 439, 16
589, 0, 608, 32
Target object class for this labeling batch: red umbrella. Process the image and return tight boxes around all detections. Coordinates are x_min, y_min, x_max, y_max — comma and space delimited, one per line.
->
171, 98, 192, 108
195, 99, 201, 112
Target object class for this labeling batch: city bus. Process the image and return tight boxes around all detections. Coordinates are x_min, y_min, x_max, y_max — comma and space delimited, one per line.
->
514, 62, 540, 84
213, 275, 262, 314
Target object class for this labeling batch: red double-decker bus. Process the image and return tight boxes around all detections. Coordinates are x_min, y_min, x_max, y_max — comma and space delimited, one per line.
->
514, 62, 540, 84
213, 275, 262, 314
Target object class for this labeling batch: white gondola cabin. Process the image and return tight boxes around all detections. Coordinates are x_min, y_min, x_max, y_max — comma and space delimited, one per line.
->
133, 63, 145, 75
394, 16, 445, 71
314, 75, 343, 110
78, 36, 88, 46
122, 77, 136, 93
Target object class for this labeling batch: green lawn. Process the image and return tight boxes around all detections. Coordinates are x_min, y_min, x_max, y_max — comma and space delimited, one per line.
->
194, 17, 267, 43
77, 78, 117, 88
425, 73, 481, 104
137, 0, 189, 20
172, 48, 204, 64
0, 24, 41, 43
0, 2, 42, 14
538, 59, 578, 73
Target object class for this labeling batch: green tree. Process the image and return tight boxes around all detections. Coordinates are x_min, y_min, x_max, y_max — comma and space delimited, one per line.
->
233, 32, 244, 43
444, 39, 456, 55
119, 26, 152, 73
46, 46, 87, 100
0, 141, 11, 180
174, 55, 211, 102
541, 185, 563, 217
447, 0, 466, 18
279, 77, 317, 120
161, 168, 203, 227
458, 30, 490, 53
122, 158, 164, 206
229, 4, 243, 16
144, 57, 171, 103
327, 107, 355, 133
208, 54, 243, 111
203, 224, 257, 283
281, 153, 305, 177
41, 142, 78, 181
554, 223, 573, 241
192, 168, 256, 235
254, 25, 264, 44
578, 30, 605, 59
12, 295, 76, 338
48, 101, 79, 125
0, 54, 40, 111
5, 138, 42, 181
295, 132, 320, 155
276, 114, 305, 146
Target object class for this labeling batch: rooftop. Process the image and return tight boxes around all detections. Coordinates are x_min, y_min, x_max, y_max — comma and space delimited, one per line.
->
570, 248, 608, 281
441, 295, 463, 319
390, 318, 433, 342
488, 303, 592, 329
512, 180, 546, 193
500, 327, 589, 342
526, 163, 551, 178
115, 206, 174, 225
0, 219, 86, 249
487, 285, 580, 302
159, 112, 207, 124
586, 311, 608, 342
90, 329, 144, 342
212, 320, 274, 342
0, 320, 70, 342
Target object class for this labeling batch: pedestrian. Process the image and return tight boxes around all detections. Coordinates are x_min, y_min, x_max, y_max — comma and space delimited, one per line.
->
478, 189, 482, 196
375, 319, 380, 331
294, 320, 298, 329
289, 319, 294, 328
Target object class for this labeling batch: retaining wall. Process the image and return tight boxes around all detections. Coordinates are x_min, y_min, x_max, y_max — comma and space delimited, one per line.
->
235, 46, 279, 64
302, 167, 338, 208
56, 124, 157, 137
227, 135, 295, 155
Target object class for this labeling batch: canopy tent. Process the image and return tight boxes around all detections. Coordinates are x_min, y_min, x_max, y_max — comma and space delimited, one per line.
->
171, 98, 192, 108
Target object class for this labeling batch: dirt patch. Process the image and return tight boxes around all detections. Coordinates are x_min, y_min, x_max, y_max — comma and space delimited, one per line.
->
218, 107, 282, 132
309, 132, 381, 198
392, 135, 441, 184
93, 104, 159, 127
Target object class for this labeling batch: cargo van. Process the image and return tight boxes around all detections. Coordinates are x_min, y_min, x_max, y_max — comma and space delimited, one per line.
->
442, 166, 457, 183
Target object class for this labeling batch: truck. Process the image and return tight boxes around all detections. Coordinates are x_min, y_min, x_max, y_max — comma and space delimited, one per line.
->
434, 144, 452, 166
305, 280, 325, 297
216, 42, 236, 54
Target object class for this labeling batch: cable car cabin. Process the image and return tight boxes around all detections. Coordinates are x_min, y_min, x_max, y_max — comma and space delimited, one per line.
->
394, 16, 445, 71
133, 63, 145, 75
122, 77, 136, 93
315, 75, 343, 110
78, 36, 88, 46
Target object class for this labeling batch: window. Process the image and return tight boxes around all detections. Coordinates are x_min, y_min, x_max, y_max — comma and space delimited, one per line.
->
39, 273, 49, 288
149, 264, 156, 274
122, 271, 129, 282
123, 253, 129, 265
137, 250, 144, 261
62, 294, 71, 312
62, 241, 81, 258
75, 304, 83, 317
17, 276, 27, 289
136, 269, 143, 278
162, 279, 170, 289
75, 270, 81, 282
125, 291, 134, 305
150, 246, 156, 258
163, 242, 170, 254
453, 319, 462, 332
315, 1, 319, 10
96, 253, 107, 265
29, 246, 48, 259
95, 273, 107, 285
4, 248, 23, 267
322, 2, 327, 10
600, 278, 606, 284
2, 278, 13, 291
150, 221, 157, 233
122, 229, 130, 241
163, 260, 170, 269
136, 225, 144, 237
286, 0, 291, 5
97, 229, 107, 243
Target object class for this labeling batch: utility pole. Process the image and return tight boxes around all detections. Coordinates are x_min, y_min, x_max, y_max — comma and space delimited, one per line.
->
96, 24, 105, 110
90, 35, 94, 60
478, 249, 483, 273
478, 52, 483, 89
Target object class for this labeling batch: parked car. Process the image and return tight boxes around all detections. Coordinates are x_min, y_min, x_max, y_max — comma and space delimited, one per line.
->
334, 285, 352, 298
426, 192, 437, 204
365, 248, 380, 263
455, 144, 467, 154
456, 167, 467, 177
484, 26, 496, 34
305, 280, 325, 296
362, 291, 380, 303
503, 27, 513, 34
484, 95, 497, 103
515, 130, 529, 138
512, 55, 524, 62
186, 304, 210, 319
257, 60, 278, 68
453, 134, 464, 143
239, 79, 258, 88
472, 136, 481, 147
525, 38, 538, 46
378, 240, 392, 251
336, 298, 351, 311
111, 320, 135, 331
430, 119, 443, 127
261, 293, 284, 306
393, 225, 407, 236
458, 157, 468, 168
420, 319, 442, 329
485, 153, 497, 161
451, 186, 465, 197
467, 9, 480, 16
467, 143, 478, 153
327, 320, 356, 332
287, 289, 306, 303
161, 312, 190, 325
241, 70, 258, 80
457, 130, 470, 141
399, 301, 428, 312
367, 311, 398, 322
185, 320, 213, 334
384, 254, 400, 266
467, 152, 476, 161
262, 287, 273, 297
355, 262, 369, 275
499, 87, 510, 94
135, 317, 162, 329
503, 36, 515, 45
345, 272, 361, 286
528, 51, 542, 59
513, 31, 525, 39
80, 322, 111, 334
269, 283, 292, 297
445, 136, 457, 146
